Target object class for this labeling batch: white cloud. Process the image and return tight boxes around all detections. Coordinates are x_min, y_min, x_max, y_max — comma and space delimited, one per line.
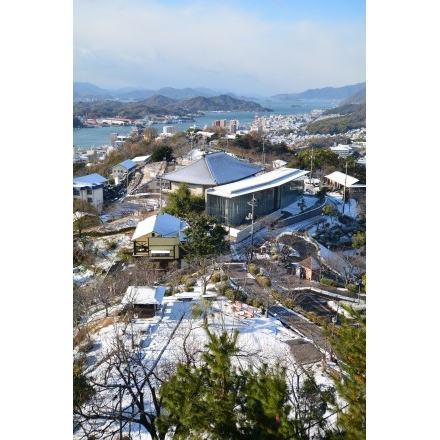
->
73, 1, 366, 95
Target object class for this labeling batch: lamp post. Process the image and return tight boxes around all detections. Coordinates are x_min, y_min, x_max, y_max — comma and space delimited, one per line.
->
247, 194, 257, 261
342, 160, 348, 214
189, 131, 195, 160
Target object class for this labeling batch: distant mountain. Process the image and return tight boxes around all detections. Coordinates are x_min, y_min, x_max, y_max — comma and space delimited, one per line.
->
337, 86, 366, 106
270, 82, 366, 101
74, 82, 366, 102
176, 95, 271, 112
73, 94, 272, 119
73, 82, 114, 99
73, 83, 223, 101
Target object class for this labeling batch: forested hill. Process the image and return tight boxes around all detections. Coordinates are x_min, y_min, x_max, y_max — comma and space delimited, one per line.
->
306, 102, 366, 135
73, 94, 272, 119
271, 82, 366, 101
337, 86, 366, 106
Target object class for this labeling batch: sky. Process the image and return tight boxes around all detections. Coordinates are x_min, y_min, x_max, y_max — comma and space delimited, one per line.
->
73, 0, 366, 96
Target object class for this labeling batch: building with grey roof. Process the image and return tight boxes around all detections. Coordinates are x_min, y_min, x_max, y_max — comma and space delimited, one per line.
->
162, 151, 264, 195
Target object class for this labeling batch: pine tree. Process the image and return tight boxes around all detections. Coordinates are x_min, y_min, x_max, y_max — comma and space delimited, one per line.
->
158, 326, 335, 439
324, 306, 366, 440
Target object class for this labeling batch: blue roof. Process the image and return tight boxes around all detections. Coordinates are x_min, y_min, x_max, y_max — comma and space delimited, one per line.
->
119, 159, 137, 170
73, 173, 108, 185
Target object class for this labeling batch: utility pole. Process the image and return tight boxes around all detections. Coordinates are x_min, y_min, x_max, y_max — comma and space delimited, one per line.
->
342, 160, 348, 214
247, 194, 257, 261
159, 175, 162, 209
262, 137, 265, 167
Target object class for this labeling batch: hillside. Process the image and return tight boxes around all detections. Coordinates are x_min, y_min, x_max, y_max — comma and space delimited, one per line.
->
306, 103, 366, 135
304, 86, 366, 135
74, 83, 227, 101
271, 82, 366, 101
73, 94, 272, 119
337, 86, 366, 106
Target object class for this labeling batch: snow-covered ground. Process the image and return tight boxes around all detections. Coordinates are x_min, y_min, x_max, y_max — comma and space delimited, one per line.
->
74, 278, 342, 439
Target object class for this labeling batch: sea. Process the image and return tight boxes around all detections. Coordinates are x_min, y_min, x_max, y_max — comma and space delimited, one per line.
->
73, 98, 339, 150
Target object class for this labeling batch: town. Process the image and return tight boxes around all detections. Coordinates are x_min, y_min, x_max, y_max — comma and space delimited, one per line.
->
73, 95, 366, 439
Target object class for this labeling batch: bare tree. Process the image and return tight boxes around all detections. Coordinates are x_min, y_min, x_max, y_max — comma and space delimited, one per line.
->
74, 319, 172, 439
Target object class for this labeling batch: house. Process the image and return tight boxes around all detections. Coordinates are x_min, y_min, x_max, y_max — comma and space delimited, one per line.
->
162, 151, 264, 195
329, 144, 353, 158
131, 212, 187, 259
73, 173, 108, 212
121, 286, 166, 318
131, 155, 152, 166
112, 159, 138, 182
300, 256, 321, 281
272, 159, 288, 168
324, 171, 359, 191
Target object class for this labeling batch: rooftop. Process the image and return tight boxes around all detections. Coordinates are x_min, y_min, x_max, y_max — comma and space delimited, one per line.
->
206, 167, 309, 199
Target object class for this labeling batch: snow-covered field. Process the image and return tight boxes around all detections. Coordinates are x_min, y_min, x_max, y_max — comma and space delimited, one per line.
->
74, 278, 341, 439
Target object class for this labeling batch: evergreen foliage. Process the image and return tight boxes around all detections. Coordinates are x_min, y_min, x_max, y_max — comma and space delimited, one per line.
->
73, 362, 95, 409
161, 183, 204, 218
181, 214, 228, 267
323, 307, 366, 439
306, 105, 366, 135
158, 327, 334, 439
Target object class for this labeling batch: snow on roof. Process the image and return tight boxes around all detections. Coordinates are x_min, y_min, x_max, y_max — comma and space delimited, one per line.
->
131, 213, 187, 241
122, 286, 166, 305
73, 173, 108, 185
324, 171, 359, 187
206, 167, 309, 199
73, 182, 104, 190
273, 159, 288, 168
132, 155, 151, 162
162, 151, 263, 186
330, 144, 352, 151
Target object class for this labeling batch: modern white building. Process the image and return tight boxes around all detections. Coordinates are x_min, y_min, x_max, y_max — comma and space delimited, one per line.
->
205, 167, 309, 228
162, 126, 180, 136
329, 144, 353, 158
73, 173, 108, 212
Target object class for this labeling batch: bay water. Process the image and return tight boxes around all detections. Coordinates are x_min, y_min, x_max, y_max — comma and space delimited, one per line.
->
73, 98, 338, 150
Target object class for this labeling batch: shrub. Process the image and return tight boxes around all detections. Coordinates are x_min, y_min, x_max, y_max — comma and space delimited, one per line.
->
210, 271, 222, 283
224, 289, 236, 301
116, 247, 133, 262
216, 281, 230, 295
256, 274, 271, 287
248, 263, 258, 275
320, 277, 338, 287
184, 277, 196, 288
252, 299, 262, 308
105, 239, 118, 251
346, 283, 358, 293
